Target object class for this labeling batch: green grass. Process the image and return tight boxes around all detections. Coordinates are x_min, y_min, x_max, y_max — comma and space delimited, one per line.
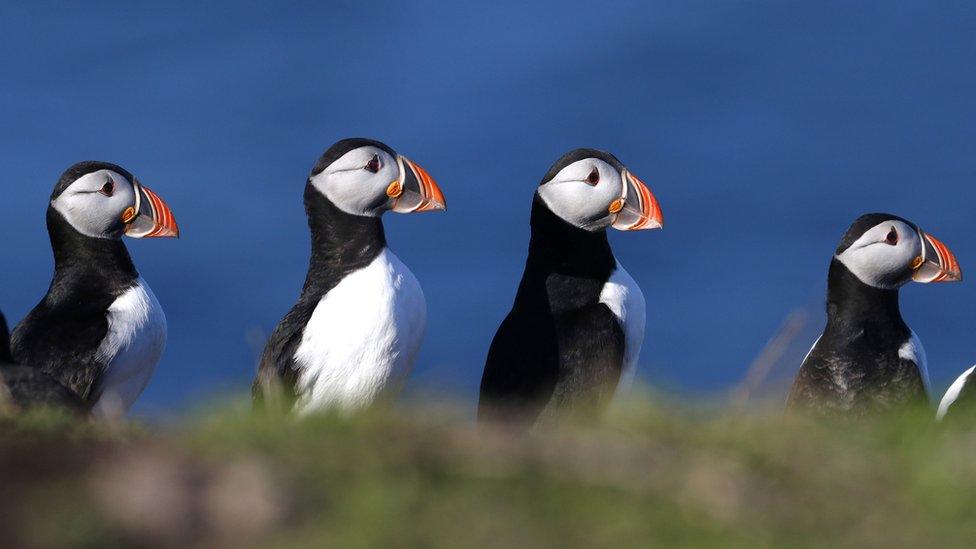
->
1, 398, 974, 548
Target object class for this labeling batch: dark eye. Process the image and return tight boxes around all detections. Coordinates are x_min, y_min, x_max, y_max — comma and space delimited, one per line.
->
99, 180, 115, 196
885, 227, 899, 245
586, 168, 600, 185
364, 154, 380, 173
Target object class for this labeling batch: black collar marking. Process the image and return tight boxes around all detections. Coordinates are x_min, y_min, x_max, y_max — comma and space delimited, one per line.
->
524, 194, 617, 297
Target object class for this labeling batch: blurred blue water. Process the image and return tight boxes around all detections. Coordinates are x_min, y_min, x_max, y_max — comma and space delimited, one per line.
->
1, 1, 975, 415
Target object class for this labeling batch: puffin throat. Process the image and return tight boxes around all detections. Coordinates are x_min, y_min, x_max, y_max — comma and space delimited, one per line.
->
45, 206, 139, 298
825, 258, 905, 329
527, 196, 615, 276
301, 184, 387, 297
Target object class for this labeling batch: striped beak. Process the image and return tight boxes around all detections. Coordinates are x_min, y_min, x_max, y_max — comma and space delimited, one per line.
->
610, 169, 664, 231
388, 156, 446, 213
123, 179, 180, 238
912, 229, 961, 283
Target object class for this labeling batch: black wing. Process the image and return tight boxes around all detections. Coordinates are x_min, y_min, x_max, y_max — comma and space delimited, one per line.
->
11, 300, 110, 402
1, 309, 87, 413
479, 302, 625, 424
879, 351, 930, 411
0, 365, 89, 413
478, 304, 561, 423
785, 338, 829, 413
545, 303, 625, 417
787, 337, 928, 416
252, 300, 317, 411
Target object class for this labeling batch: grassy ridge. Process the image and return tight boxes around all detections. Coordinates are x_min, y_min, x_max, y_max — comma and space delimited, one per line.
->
1, 399, 974, 548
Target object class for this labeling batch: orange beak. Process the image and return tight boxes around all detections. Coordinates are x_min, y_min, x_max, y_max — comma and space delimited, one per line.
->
610, 169, 664, 231
913, 229, 961, 283
389, 156, 446, 213
124, 180, 180, 238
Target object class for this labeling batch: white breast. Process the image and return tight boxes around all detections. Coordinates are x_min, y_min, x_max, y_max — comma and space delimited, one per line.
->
598, 262, 646, 400
937, 365, 975, 420
293, 248, 426, 413
899, 330, 930, 397
91, 278, 167, 416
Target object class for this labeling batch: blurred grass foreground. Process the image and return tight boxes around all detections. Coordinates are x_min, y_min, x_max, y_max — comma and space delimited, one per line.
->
1, 396, 974, 548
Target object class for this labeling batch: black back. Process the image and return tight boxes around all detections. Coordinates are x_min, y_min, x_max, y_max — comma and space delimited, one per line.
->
11, 163, 141, 402
253, 145, 388, 409
0, 311, 88, 413
478, 192, 625, 424
787, 258, 928, 416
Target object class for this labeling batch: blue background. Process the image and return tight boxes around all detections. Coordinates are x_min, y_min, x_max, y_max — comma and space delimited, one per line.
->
1, 1, 974, 415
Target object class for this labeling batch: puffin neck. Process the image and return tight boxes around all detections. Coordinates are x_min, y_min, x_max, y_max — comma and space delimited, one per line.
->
301, 184, 387, 296
526, 196, 616, 276
825, 258, 904, 328
45, 207, 139, 296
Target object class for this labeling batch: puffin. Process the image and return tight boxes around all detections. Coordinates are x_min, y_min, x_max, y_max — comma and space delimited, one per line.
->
936, 366, 976, 420
787, 213, 961, 416
478, 148, 664, 424
0, 310, 88, 413
11, 161, 178, 416
253, 138, 447, 413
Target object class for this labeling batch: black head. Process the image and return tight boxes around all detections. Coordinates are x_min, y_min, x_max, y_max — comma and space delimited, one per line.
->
51, 161, 134, 201
538, 149, 625, 186
833, 212, 961, 289
306, 138, 446, 217
534, 147, 663, 232
835, 213, 914, 255
48, 161, 179, 240
311, 138, 397, 177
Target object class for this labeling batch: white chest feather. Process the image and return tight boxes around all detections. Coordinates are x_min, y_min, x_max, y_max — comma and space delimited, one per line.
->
598, 263, 646, 398
900, 330, 930, 396
938, 365, 976, 420
92, 278, 167, 415
293, 248, 426, 413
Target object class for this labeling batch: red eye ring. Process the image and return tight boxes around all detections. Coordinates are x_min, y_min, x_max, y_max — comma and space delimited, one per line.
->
885, 226, 899, 245
586, 168, 600, 185
99, 180, 115, 197
364, 154, 380, 173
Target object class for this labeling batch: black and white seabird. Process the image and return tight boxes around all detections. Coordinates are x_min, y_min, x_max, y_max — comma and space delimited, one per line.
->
478, 148, 664, 424
11, 161, 179, 416
0, 310, 87, 413
253, 138, 447, 413
937, 366, 976, 420
787, 213, 962, 416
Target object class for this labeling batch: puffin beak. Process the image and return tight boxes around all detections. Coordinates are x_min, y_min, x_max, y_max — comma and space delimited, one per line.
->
610, 169, 664, 231
388, 156, 446, 213
912, 229, 961, 283
123, 179, 180, 238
